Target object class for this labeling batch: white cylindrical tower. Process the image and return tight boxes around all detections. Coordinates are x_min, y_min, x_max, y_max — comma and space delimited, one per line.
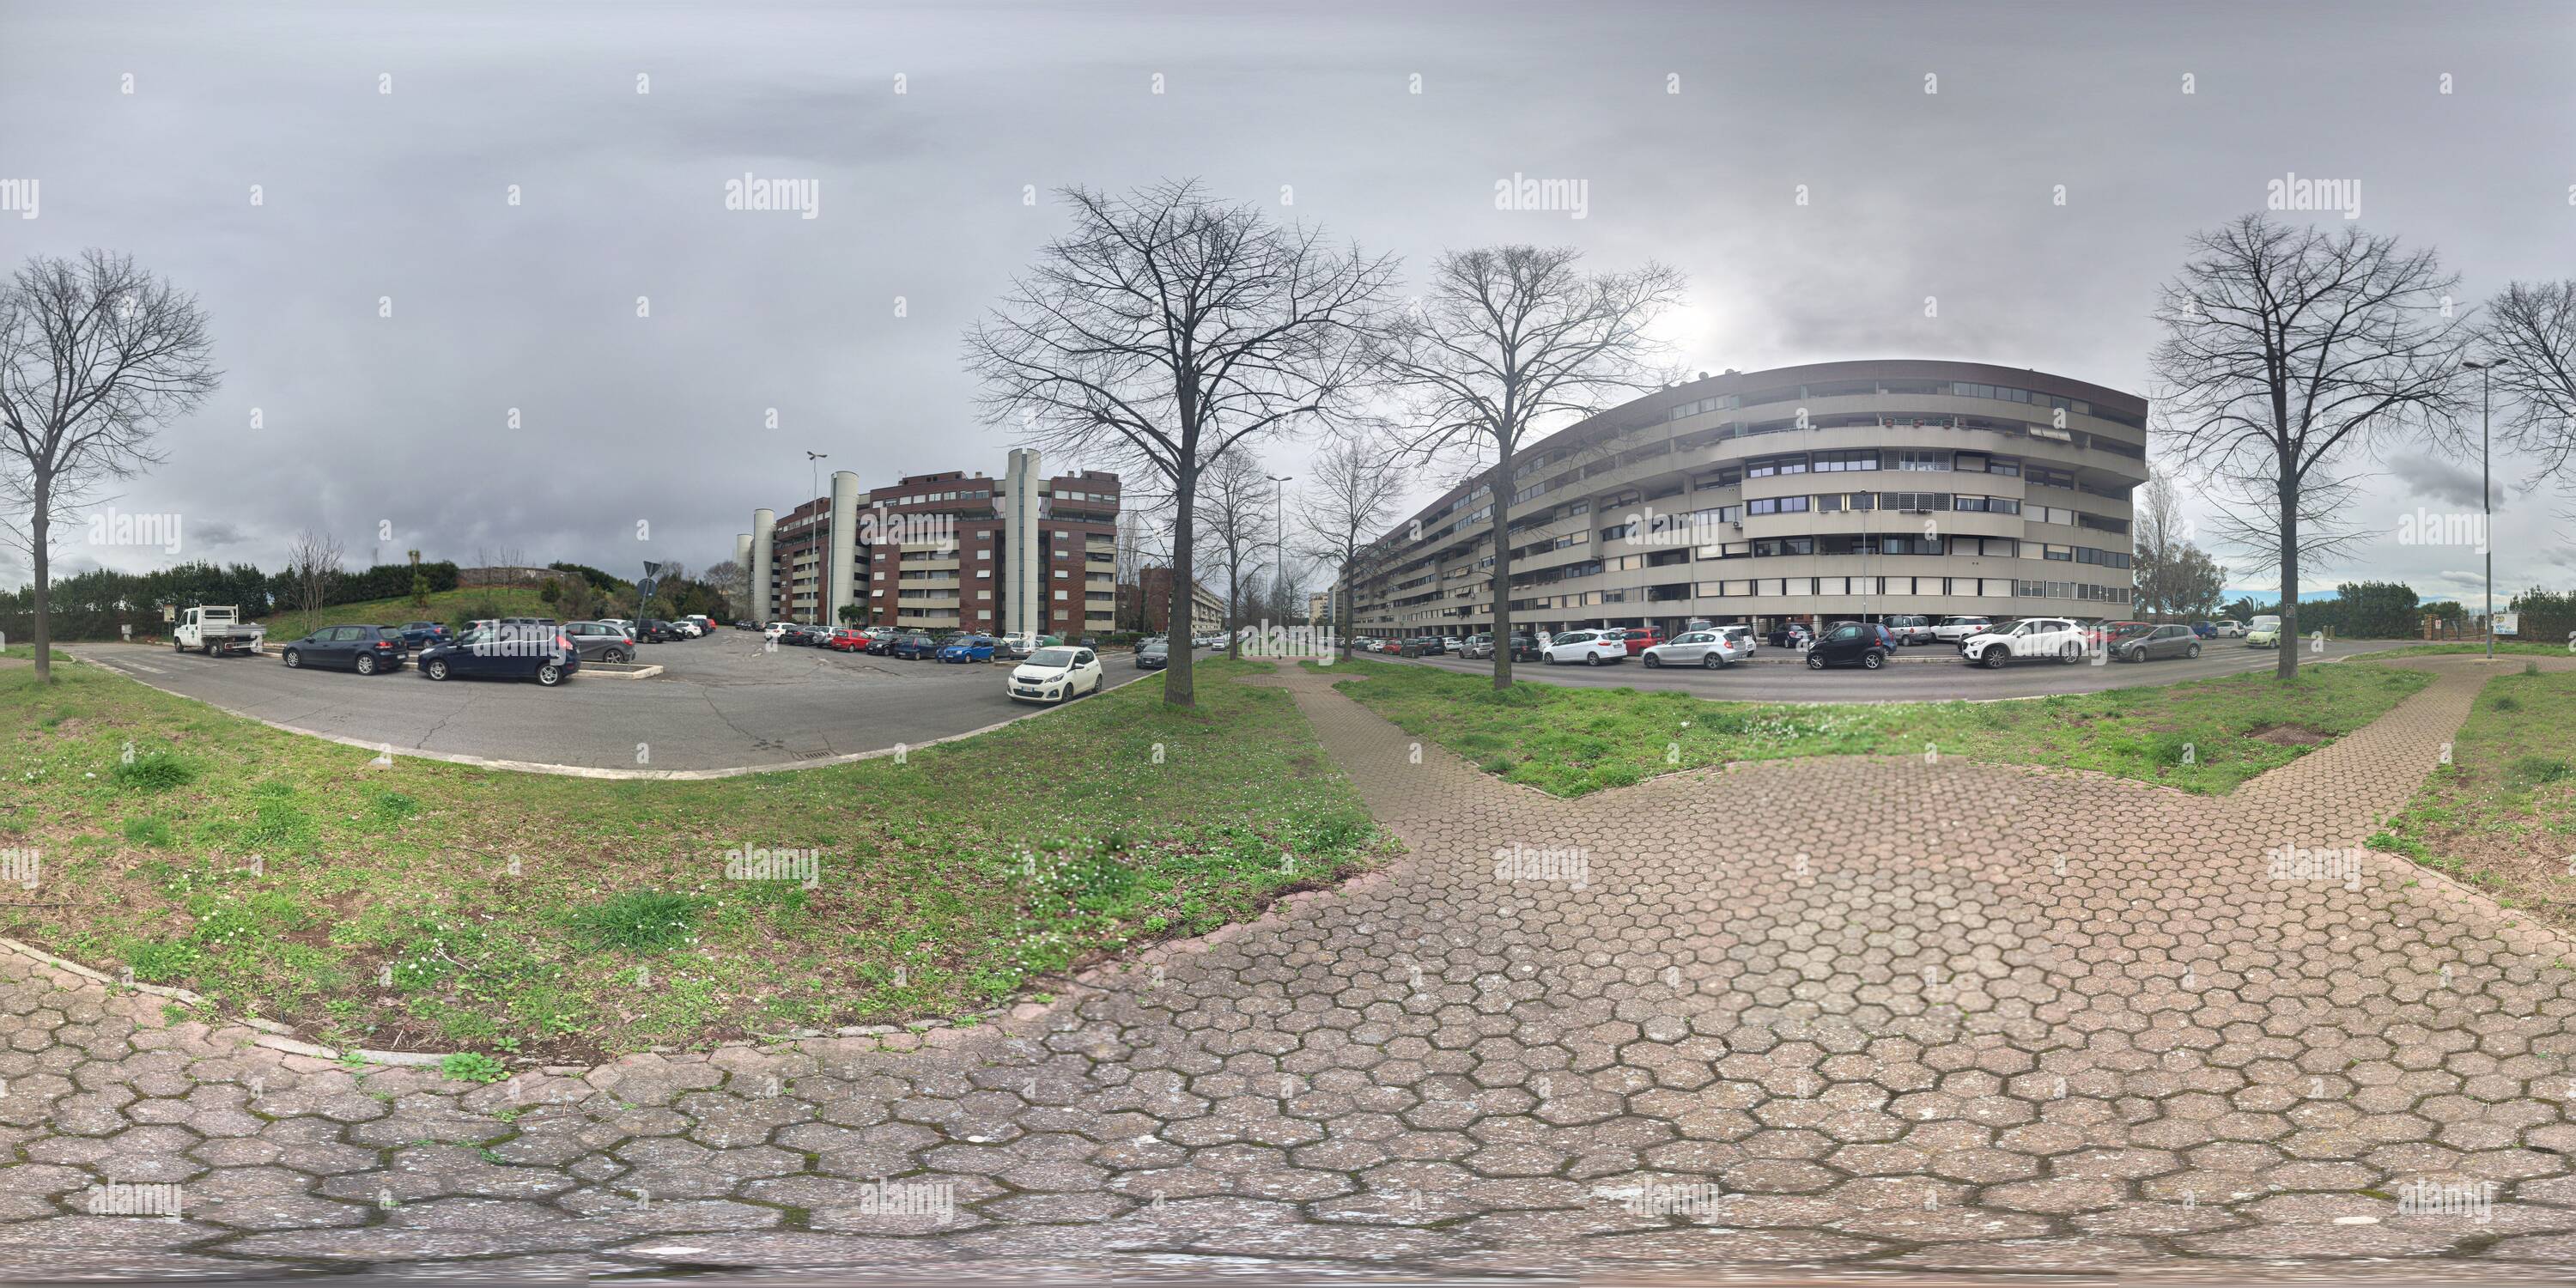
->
750, 508, 777, 623
829, 470, 861, 625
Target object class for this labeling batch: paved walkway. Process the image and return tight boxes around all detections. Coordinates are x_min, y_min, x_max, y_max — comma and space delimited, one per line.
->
5, 655, 2576, 1279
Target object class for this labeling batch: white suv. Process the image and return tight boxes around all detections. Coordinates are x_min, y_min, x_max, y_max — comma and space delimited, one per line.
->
1541, 629, 1629, 667
1959, 617, 2089, 668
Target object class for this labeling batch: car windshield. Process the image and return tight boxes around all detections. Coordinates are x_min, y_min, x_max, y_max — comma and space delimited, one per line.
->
2251, 616, 2281, 629
1029, 647, 1079, 667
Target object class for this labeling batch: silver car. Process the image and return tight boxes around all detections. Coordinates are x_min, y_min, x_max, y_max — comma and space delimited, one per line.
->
1641, 629, 1745, 670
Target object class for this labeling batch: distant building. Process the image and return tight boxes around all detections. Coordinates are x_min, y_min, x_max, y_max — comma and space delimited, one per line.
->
1134, 567, 1225, 635
744, 453, 1118, 637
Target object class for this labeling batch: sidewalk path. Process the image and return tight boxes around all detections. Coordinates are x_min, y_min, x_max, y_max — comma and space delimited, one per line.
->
4, 654, 2574, 1279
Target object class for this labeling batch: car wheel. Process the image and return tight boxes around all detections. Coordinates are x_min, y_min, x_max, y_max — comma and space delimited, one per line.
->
1584, 653, 1603, 667
1862, 651, 1884, 670
424, 659, 449, 681
2059, 643, 2081, 664
1702, 653, 1722, 669
1643, 654, 1662, 669
2187, 643, 2202, 659
203, 641, 216, 655
535, 663, 562, 686
283, 648, 301, 668
605, 647, 629, 664
1805, 652, 1826, 669
355, 653, 377, 675
1983, 647, 2009, 670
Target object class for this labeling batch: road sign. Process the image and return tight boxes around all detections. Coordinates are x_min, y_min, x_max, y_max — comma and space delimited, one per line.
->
2495, 611, 2518, 637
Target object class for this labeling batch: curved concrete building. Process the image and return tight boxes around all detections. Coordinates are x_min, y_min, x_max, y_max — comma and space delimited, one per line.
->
1347, 359, 2150, 640
748, 507, 776, 623
828, 469, 861, 623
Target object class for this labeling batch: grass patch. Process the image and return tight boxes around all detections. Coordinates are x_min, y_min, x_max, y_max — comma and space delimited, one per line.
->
2384, 669, 2576, 914
0, 656, 1384, 1059
1315, 655, 2432, 798
2354, 642, 2572, 659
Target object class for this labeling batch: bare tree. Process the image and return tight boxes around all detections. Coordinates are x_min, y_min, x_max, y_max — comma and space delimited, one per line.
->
964, 179, 1396, 707
702, 557, 747, 619
2148, 214, 2469, 678
286, 529, 344, 635
1375, 246, 1685, 690
1297, 434, 1410, 658
1194, 450, 1272, 661
2474, 280, 2576, 486
0, 251, 220, 681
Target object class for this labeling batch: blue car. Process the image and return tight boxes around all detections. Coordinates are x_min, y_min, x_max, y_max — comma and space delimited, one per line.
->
397, 620, 452, 648
416, 623, 580, 686
937, 634, 997, 663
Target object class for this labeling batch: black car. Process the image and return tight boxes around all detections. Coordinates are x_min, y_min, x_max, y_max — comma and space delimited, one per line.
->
1508, 634, 1543, 662
280, 624, 409, 675
562, 620, 637, 662
889, 631, 940, 659
636, 619, 683, 643
865, 631, 899, 655
397, 620, 451, 648
1135, 638, 1170, 669
1804, 622, 1895, 670
417, 623, 580, 686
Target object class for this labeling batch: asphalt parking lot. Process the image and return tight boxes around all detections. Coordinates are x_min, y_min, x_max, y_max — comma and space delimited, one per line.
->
66, 634, 1167, 775
1370, 636, 2419, 702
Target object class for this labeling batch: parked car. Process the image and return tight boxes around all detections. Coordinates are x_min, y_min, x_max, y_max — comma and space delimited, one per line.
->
2112, 623, 2203, 662
172, 604, 266, 657
1931, 616, 1994, 644
397, 621, 453, 648
887, 631, 941, 659
762, 622, 790, 642
1769, 622, 1814, 650
1458, 634, 1495, 659
1959, 617, 2088, 668
636, 619, 683, 643
1718, 624, 1759, 657
1508, 634, 1543, 662
280, 624, 408, 675
562, 621, 637, 662
1642, 629, 1746, 670
2215, 619, 2249, 638
1135, 638, 1171, 669
938, 634, 998, 663
1621, 627, 1664, 655
2084, 620, 2151, 648
1542, 629, 1629, 666
825, 627, 868, 652
1806, 622, 1896, 670
416, 622, 579, 685
1882, 614, 1939, 647
667, 619, 701, 639
1415, 635, 1447, 656
2245, 615, 2283, 648
1008, 645, 1104, 704
2190, 622, 2220, 640
735, 619, 761, 631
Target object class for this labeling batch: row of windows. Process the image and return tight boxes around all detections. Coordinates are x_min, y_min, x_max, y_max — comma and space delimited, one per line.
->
1517, 575, 2131, 607
1664, 379, 2143, 427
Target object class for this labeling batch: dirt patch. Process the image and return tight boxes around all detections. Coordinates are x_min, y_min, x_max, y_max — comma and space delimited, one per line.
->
2251, 724, 2329, 746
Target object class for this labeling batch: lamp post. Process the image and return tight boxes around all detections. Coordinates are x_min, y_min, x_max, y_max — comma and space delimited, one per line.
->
2461, 359, 2500, 661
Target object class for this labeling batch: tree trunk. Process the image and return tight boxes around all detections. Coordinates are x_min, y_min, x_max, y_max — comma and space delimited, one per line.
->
1166, 461, 1200, 708
2276, 474, 2299, 683
1337, 568, 1352, 660
1488, 434, 1516, 690
1226, 561, 1242, 662
29, 474, 52, 683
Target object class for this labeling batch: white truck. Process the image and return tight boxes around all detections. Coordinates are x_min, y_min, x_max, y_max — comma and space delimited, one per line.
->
171, 605, 266, 656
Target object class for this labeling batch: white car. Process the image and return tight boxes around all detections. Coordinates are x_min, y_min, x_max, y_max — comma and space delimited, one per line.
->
1640, 629, 1746, 670
2215, 619, 2248, 638
762, 623, 788, 641
1008, 644, 1103, 703
1541, 629, 1629, 666
1931, 616, 1995, 644
1959, 617, 2089, 668
671, 620, 702, 638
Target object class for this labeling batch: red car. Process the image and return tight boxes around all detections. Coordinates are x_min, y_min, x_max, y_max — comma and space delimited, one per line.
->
2085, 620, 2149, 648
828, 628, 869, 652
1622, 627, 1664, 655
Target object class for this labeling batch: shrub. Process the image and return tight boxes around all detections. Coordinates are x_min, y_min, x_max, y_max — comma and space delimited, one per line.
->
2509, 756, 2570, 787
567, 891, 701, 952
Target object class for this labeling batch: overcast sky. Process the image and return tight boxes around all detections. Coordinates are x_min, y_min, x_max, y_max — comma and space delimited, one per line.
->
4, 0, 2569, 605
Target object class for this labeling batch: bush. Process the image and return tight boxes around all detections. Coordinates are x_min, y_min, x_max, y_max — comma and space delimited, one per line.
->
440, 1052, 509, 1084
2509, 756, 2570, 787
567, 891, 701, 952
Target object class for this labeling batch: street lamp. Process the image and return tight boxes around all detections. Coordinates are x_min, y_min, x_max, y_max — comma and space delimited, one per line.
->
2461, 359, 2503, 661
